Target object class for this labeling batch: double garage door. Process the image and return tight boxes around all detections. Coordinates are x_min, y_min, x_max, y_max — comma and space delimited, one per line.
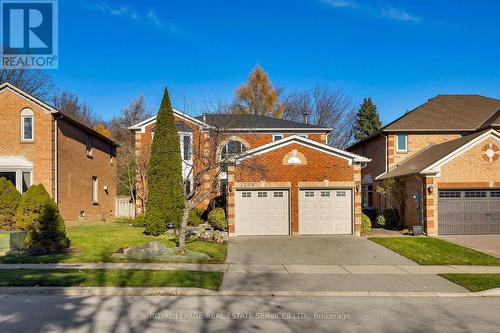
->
438, 189, 500, 235
235, 189, 352, 236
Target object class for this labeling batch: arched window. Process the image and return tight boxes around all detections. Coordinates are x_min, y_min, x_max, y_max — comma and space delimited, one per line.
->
21, 108, 34, 141
221, 140, 246, 159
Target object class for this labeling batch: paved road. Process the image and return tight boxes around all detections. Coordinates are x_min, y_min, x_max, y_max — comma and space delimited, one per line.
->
1, 295, 500, 332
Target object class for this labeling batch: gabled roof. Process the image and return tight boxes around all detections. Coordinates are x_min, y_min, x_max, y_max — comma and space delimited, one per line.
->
237, 135, 370, 164
195, 114, 331, 131
377, 129, 499, 179
129, 111, 332, 133
0, 82, 117, 146
348, 94, 500, 150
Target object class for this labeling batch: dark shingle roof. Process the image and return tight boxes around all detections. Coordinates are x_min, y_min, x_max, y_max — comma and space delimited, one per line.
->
194, 114, 330, 131
385, 95, 500, 131
378, 130, 489, 179
176, 122, 193, 132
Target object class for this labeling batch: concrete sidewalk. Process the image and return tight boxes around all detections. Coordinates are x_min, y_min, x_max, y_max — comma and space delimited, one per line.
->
1, 263, 500, 274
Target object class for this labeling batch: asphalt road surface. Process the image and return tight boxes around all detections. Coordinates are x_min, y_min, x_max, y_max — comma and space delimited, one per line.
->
1, 295, 500, 332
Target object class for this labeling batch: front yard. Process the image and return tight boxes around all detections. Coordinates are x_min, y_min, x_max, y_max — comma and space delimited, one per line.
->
0, 220, 227, 264
369, 237, 500, 266
0, 269, 222, 290
439, 274, 500, 292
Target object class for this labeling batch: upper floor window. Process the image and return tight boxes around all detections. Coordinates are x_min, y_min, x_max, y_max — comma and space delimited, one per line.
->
21, 108, 34, 141
221, 140, 246, 159
396, 133, 407, 152
86, 133, 93, 157
150, 128, 155, 141
183, 135, 191, 160
273, 134, 283, 141
92, 176, 99, 204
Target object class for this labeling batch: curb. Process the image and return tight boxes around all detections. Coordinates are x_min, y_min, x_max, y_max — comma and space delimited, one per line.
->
1, 287, 499, 298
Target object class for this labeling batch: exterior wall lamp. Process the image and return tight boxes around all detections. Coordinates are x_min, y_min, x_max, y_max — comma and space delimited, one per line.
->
427, 184, 434, 194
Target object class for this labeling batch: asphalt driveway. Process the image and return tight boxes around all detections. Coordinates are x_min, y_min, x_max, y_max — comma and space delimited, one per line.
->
226, 236, 416, 265
440, 235, 500, 258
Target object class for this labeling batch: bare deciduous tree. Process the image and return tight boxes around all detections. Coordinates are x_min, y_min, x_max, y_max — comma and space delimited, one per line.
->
283, 85, 356, 149
52, 91, 101, 128
0, 67, 55, 101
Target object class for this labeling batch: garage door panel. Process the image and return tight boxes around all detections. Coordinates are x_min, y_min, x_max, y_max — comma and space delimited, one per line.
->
439, 189, 500, 235
235, 190, 289, 236
299, 189, 352, 235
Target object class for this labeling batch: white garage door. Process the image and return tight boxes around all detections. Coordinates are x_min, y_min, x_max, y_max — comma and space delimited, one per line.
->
299, 189, 352, 235
235, 190, 289, 236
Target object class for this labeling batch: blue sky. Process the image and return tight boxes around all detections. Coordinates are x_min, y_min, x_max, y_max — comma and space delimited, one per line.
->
53, 0, 500, 124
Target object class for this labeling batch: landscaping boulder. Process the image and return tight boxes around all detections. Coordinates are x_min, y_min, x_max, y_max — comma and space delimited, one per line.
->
112, 241, 210, 262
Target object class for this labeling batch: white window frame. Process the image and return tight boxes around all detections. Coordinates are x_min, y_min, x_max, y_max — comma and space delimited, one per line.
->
20, 108, 34, 142
92, 176, 99, 204
273, 134, 283, 142
396, 133, 408, 152
0, 168, 32, 193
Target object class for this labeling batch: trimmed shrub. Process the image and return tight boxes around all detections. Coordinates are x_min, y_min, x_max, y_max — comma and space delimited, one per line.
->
188, 208, 205, 226
382, 209, 400, 230
131, 215, 145, 227
376, 214, 386, 228
144, 88, 184, 236
0, 177, 21, 231
361, 214, 371, 235
207, 208, 226, 231
15, 184, 70, 253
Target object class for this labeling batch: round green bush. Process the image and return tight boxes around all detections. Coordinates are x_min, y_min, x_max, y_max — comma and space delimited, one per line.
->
361, 214, 371, 235
207, 208, 226, 231
188, 208, 205, 226
0, 177, 21, 231
376, 214, 386, 228
382, 209, 400, 230
15, 184, 70, 253
131, 215, 145, 227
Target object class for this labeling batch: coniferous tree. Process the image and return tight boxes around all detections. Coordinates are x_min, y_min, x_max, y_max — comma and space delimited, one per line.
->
354, 97, 382, 140
144, 88, 184, 236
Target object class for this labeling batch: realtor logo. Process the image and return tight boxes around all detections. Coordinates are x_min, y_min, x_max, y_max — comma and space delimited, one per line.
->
1, 0, 58, 69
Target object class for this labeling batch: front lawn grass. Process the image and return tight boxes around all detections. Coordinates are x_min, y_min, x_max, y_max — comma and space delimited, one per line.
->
0, 269, 222, 290
0, 220, 226, 264
440, 274, 500, 292
369, 237, 500, 266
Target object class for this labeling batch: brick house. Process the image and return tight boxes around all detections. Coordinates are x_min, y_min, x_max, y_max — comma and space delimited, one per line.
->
0, 83, 117, 221
130, 111, 369, 236
348, 95, 500, 236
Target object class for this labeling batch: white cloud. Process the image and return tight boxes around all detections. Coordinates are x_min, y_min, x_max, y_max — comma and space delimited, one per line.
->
381, 6, 421, 22
321, 0, 360, 9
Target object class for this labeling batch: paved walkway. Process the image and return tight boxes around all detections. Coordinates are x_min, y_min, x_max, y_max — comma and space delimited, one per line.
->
1, 263, 500, 274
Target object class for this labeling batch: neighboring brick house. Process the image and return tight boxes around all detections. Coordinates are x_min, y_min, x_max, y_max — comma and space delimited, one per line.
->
0, 83, 117, 221
348, 95, 500, 236
130, 110, 369, 236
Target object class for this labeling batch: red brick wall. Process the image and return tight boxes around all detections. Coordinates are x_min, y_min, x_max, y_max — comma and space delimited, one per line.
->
0, 89, 54, 195
228, 143, 361, 235
57, 119, 117, 221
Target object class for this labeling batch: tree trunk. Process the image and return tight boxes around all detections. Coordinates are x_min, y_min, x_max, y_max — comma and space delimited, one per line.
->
177, 205, 191, 255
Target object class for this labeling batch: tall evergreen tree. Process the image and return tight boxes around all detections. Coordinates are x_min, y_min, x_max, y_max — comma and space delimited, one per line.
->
144, 88, 184, 236
354, 97, 382, 140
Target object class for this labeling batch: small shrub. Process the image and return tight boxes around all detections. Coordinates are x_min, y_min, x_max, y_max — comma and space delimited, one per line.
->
382, 209, 400, 230
188, 208, 205, 226
376, 214, 386, 228
361, 214, 371, 235
131, 215, 145, 227
207, 208, 226, 231
0, 177, 21, 231
15, 184, 70, 253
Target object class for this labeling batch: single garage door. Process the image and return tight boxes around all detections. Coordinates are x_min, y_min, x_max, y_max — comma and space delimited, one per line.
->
235, 189, 289, 235
438, 189, 500, 235
299, 189, 352, 235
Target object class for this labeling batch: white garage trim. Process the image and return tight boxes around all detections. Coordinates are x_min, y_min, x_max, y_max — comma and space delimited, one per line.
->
298, 188, 354, 235
234, 188, 291, 236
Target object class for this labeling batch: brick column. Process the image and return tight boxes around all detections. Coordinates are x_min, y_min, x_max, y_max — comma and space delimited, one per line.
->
353, 164, 362, 236
226, 166, 236, 235
423, 176, 438, 236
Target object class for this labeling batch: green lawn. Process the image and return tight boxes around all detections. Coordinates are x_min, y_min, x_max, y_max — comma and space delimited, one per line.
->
440, 274, 500, 292
0, 220, 226, 264
0, 269, 222, 290
369, 237, 500, 266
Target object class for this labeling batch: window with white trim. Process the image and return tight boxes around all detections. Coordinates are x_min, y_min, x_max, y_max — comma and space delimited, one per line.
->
258, 191, 268, 198
92, 176, 99, 204
396, 133, 407, 152
0, 170, 31, 193
305, 191, 315, 197
86, 134, 93, 157
336, 191, 346, 197
183, 135, 191, 160
321, 191, 331, 197
242, 192, 252, 198
273, 134, 283, 141
21, 108, 34, 141
221, 140, 246, 159
273, 191, 284, 197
